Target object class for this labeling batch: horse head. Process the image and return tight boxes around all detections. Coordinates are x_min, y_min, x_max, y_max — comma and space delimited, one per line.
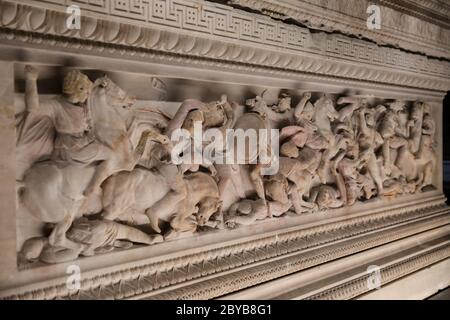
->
88, 76, 136, 144
313, 96, 338, 136
323, 97, 339, 121
134, 127, 171, 159
95, 76, 136, 110
196, 198, 223, 227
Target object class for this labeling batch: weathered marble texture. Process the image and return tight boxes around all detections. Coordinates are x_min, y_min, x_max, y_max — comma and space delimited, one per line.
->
14, 65, 439, 264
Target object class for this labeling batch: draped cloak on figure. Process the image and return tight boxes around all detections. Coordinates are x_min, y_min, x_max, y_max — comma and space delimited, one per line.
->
16, 97, 107, 180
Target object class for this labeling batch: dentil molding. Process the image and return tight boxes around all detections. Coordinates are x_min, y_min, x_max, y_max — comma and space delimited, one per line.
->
0, 0, 450, 92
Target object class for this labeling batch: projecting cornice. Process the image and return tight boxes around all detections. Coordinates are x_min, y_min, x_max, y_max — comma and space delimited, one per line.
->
379, 0, 450, 27
227, 0, 450, 60
1, 0, 449, 92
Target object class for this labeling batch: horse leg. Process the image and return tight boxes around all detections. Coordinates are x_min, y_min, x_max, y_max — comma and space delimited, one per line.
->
314, 129, 336, 184
416, 161, 433, 191
218, 176, 231, 198
300, 197, 317, 209
382, 139, 392, 176
288, 189, 303, 214
367, 154, 384, 195
145, 187, 188, 233
250, 164, 265, 201
83, 158, 116, 196
333, 166, 348, 205
164, 206, 197, 240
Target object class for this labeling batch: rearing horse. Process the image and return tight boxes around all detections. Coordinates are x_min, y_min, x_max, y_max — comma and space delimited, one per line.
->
83, 77, 170, 196
20, 77, 170, 250
313, 96, 341, 183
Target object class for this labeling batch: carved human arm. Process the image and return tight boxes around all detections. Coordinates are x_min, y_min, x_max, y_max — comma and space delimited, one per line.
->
294, 92, 311, 120
337, 97, 369, 122
358, 109, 369, 135
266, 107, 294, 122
221, 97, 236, 129
24, 65, 40, 114
165, 99, 204, 137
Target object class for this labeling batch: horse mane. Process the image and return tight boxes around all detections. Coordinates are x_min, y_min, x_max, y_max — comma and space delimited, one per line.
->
88, 77, 129, 147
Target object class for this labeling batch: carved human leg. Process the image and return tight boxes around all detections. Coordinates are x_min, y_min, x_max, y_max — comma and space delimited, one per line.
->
227, 211, 260, 226
366, 153, 384, 195
116, 223, 164, 245
84, 130, 168, 196
83, 136, 133, 196
250, 164, 267, 204
288, 189, 304, 214
268, 201, 292, 217
317, 149, 331, 184
40, 246, 85, 264
47, 200, 84, 251
416, 161, 434, 191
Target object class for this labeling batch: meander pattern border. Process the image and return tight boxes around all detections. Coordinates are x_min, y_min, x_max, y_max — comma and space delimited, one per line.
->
229, 0, 450, 58
1, 0, 450, 92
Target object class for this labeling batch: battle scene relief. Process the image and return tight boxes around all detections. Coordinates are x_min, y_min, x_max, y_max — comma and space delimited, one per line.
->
15, 66, 438, 265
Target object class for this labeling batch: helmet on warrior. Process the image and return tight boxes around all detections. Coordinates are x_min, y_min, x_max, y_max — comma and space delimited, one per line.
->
63, 70, 93, 104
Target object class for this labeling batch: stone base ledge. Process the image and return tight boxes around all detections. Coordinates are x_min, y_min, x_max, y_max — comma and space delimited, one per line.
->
1, 193, 448, 300
219, 220, 450, 300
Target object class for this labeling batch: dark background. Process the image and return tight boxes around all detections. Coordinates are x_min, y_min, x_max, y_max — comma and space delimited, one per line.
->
444, 92, 450, 203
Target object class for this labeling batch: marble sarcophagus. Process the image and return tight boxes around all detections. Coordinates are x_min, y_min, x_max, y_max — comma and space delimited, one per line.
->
0, 0, 449, 300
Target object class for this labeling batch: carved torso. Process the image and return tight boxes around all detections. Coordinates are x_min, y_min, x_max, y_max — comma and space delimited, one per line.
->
38, 98, 91, 137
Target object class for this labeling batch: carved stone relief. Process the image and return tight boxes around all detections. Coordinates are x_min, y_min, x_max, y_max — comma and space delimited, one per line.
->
15, 65, 438, 265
